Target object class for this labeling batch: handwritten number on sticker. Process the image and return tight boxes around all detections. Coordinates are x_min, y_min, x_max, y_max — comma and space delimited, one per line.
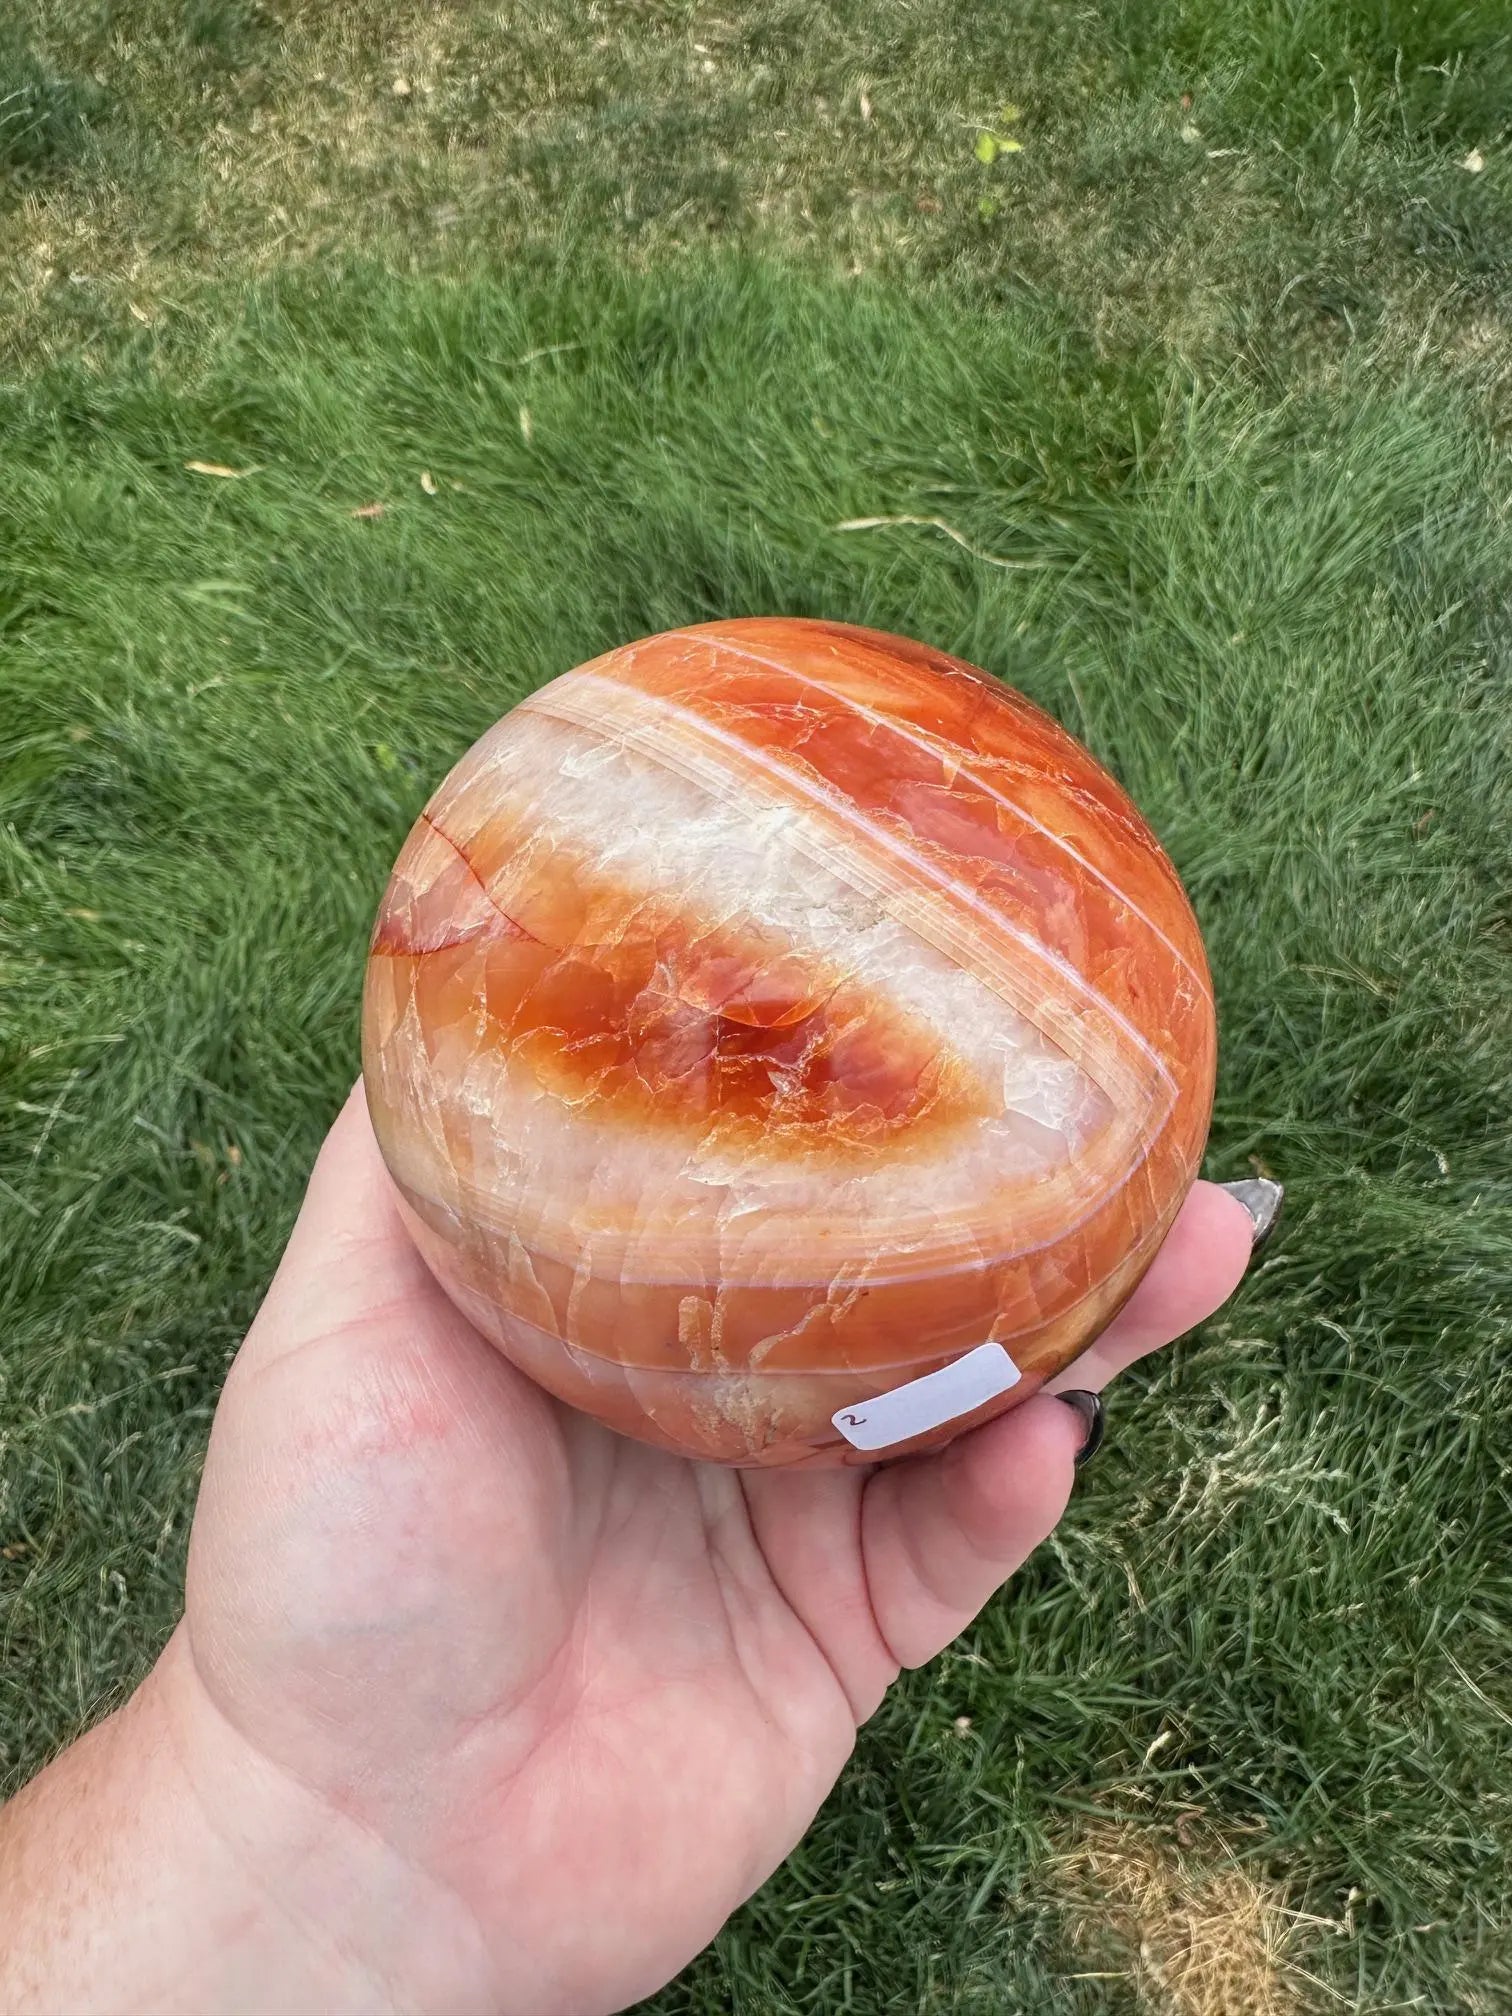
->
831, 1344, 1022, 1452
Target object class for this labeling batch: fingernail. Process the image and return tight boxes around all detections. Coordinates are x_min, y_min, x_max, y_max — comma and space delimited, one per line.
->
1058, 1390, 1104, 1468
1217, 1177, 1284, 1253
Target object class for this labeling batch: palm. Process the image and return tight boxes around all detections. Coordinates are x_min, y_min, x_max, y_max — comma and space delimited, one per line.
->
180, 1090, 1251, 2015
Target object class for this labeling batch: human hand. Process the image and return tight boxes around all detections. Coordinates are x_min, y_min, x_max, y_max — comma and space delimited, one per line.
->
0, 1085, 1254, 2016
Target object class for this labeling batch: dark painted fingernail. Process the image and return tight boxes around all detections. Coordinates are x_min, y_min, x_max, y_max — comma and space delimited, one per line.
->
1058, 1390, 1104, 1468
1218, 1177, 1284, 1253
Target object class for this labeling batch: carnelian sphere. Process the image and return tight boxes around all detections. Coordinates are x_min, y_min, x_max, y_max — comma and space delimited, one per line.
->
362, 619, 1216, 1467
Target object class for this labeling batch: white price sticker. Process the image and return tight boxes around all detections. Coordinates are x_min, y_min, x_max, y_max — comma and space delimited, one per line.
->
831, 1343, 1022, 1453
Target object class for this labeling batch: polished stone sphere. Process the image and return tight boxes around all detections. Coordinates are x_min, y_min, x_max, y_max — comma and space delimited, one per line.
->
362, 619, 1216, 1466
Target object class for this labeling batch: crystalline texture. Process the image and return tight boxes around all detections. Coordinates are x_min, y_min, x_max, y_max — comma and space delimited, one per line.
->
362, 619, 1216, 1466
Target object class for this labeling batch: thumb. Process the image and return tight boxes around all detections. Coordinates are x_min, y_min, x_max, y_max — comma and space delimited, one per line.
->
1043, 1180, 1256, 1396
239, 1079, 439, 1370
854, 1179, 1258, 1670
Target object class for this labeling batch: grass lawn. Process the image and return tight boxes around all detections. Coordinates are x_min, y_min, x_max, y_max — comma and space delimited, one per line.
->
3, 3, 1511, 2010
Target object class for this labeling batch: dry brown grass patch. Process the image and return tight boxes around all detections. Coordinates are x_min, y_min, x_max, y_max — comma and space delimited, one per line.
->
1056, 1821, 1305, 2016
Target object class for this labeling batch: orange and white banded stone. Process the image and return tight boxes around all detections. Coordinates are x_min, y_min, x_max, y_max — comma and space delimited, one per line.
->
362, 619, 1216, 1466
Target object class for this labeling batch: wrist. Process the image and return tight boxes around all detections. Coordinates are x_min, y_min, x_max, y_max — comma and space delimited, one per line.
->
0, 1628, 495, 2016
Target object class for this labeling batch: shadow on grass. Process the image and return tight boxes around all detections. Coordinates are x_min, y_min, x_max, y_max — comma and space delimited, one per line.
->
0, 26, 104, 177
